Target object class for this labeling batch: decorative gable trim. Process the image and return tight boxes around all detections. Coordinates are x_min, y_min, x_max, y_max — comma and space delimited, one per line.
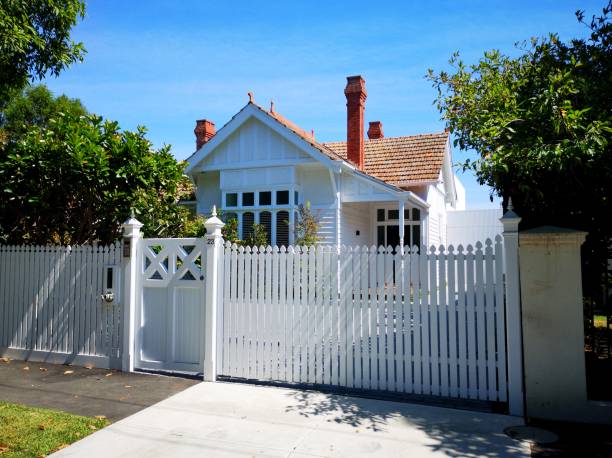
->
186, 103, 341, 175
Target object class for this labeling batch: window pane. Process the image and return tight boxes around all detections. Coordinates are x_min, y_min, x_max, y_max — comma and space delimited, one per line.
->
276, 190, 289, 205
386, 225, 399, 249
404, 225, 410, 246
412, 208, 421, 220
294, 191, 299, 205
226, 193, 238, 207
412, 225, 421, 250
276, 211, 289, 247
259, 191, 271, 205
242, 212, 254, 240
260, 211, 272, 245
243, 192, 254, 206
377, 209, 385, 222
388, 209, 399, 220
377, 226, 385, 247
404, 208, 411, 220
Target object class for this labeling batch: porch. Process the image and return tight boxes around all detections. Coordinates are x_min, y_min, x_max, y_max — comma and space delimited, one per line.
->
340, 201, 427, 248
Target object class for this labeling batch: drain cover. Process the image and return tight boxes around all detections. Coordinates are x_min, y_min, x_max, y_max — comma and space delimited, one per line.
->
504, 425, 559, 444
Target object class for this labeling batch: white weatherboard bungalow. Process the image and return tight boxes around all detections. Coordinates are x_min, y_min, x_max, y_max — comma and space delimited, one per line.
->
186, 75, 466, 248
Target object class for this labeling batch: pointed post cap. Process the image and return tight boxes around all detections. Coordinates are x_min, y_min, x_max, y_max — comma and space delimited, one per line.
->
204, 205, 225, 238
122, 210, 143, 237
500, 197, 521, 232
123, 210, 143, 228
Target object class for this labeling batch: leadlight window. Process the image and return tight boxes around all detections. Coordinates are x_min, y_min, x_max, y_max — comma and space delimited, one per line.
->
259, 191, 272, 206
226, 193, 238, 207
260, 211, 272, 245
243, 192, 255, 207
276, 211, 289, 247
276, 190, 289, 205
223, 188, 297, 245
242, 212, 254, 239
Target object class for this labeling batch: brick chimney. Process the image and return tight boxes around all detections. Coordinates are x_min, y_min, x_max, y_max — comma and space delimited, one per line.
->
194, 119, 215, 150
344, 75, 367, 169
367, 121, 384, 140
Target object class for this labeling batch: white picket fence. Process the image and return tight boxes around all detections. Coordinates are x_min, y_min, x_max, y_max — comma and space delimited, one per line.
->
219, 238, 507, 402
0, 243, 123, 368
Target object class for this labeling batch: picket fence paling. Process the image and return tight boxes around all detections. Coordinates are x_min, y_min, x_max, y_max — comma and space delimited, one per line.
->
219, 238, 508, 402
0, 243, 122, 367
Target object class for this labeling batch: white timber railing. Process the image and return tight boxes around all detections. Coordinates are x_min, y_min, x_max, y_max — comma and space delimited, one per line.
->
0, 243, 123, 368
218, 238, 508, 403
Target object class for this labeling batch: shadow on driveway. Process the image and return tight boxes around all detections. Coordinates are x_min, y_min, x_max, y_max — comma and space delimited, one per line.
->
0, 358, 198, 421
283, 387, 527, 457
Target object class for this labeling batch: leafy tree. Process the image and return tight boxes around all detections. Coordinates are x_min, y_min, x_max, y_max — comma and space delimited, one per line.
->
427, 3, 611, 310
0, 84, 87, 141
0, 0, 86, 106
179, 214, 207, 238
221, 216, 239, 244
294, 201, 320, 246
0, 112, 189, 244
244, 223, 268, 247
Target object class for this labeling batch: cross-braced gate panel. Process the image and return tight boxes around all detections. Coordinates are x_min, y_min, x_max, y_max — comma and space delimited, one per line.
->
135, 238, 206, 373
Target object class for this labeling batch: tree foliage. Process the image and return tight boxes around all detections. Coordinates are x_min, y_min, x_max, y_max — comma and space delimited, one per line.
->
244, 223, 268, 248
0, 0, 86, 106
0, 84, 86, 141
294, 201, 320, 246
427, 2, 611, 303
0, 112, 190, 244
221, 215, 239, 244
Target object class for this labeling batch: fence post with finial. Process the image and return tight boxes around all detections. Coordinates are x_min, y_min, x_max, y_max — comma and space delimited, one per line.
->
203, 206, 225, 381
121, 211, 143, 372
500, 197, 524, 416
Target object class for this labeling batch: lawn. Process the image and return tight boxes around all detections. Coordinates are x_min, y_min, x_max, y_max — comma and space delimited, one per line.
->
0, 402, 108, 457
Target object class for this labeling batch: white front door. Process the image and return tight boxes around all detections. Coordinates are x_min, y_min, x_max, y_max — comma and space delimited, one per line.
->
135, 238, 206, 374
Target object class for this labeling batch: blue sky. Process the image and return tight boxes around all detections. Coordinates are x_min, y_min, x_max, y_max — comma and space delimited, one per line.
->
45, 0, 603, 208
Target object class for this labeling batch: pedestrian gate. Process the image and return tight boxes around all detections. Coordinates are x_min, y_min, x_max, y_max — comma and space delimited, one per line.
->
134, 238, 206, 374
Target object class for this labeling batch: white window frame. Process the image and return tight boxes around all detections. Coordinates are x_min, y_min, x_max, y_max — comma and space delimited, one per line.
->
372, 204, 423, 248
221, 185, 301, 245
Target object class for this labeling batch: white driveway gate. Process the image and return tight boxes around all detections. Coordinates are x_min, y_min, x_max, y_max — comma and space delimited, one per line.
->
134, 238, 206, 374
218, 240, 509, 404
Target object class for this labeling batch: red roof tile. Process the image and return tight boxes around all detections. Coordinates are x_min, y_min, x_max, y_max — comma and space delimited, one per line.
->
253, 103, 448, 189
323, 133, 448, 187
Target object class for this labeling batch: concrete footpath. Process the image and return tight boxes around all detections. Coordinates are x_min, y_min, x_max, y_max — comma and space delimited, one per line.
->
53, 381, 530, 457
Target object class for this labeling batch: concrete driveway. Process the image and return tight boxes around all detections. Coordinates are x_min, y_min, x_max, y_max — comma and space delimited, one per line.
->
53, 381, 530, 457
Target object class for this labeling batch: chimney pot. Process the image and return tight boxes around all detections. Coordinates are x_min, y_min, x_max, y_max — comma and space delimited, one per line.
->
344, 75, 367, 170
368, 121, 384, 140
194, 119, 215, 150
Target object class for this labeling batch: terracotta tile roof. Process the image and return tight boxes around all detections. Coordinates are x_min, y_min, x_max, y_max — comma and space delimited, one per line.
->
251, 102, 447, 189
323, 133, 448, 187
